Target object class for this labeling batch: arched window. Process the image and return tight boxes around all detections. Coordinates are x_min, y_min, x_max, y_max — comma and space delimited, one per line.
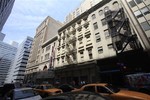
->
113, 1, 119, 10
43, 65, 47, 70
99, 10, 103, 16
104, 6, 109, 12
91, 14, 96, 19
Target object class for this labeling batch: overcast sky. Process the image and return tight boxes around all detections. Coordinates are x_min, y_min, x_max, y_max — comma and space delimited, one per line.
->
2, 0, 83, 44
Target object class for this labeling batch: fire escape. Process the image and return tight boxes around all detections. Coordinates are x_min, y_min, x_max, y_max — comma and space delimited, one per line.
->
105, 8, 141, 54
66, 28, 77, 64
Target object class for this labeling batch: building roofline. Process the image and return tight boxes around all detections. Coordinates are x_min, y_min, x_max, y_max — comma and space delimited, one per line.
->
58, 0, 110, 32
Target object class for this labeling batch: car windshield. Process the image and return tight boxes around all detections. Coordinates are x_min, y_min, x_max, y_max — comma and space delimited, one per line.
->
15, 89, 36, 99
105, 84, 120, 93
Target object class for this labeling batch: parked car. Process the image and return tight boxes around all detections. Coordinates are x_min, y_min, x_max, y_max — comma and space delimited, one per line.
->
3, 88, 42, 100
34, 84, 63, 97
72, 83, 150, 100
2, 83, 22, 97
42, 91, 111, 100
58, 84, 76, 92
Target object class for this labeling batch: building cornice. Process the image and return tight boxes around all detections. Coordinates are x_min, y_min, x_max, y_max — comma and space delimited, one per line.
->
42, 36, 57, 48
58, 0, 111, 32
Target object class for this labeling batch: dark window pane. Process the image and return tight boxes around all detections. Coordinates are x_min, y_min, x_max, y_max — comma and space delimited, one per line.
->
141, 7, 150, 15
141, 21, 150, 31
135, 0, 143, 4
101, 18, 106, 26
97, 86, 110, 93
99, 10, 103, 16
129, 0, 136, 7
134, 10, 143, 18
93, 22, 98, 30
92, 14, 96, 19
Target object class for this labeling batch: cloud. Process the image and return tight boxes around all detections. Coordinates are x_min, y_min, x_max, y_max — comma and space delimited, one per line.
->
3, 0, 83, 44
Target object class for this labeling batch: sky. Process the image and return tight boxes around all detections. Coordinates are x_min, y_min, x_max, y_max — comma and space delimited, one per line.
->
2, 0, 83, 44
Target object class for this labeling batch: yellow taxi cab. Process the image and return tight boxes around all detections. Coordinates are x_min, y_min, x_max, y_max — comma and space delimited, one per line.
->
34, 84, 63, 97
72, 83, 150, 100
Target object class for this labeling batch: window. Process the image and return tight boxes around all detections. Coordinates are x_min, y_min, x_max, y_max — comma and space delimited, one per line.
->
93, 22, 98, 30
45, 53, 49, 60
62, 57, 64, 63
141, 7, 150, 15
141, 21, 150, 31
57, 58, 60, 64
129, 0, 136, 7
99, 10, 103, 16
95, 33, 101, 43
88, 49, 93, 59
115, 41, 122, 50
97, 86, 110, 93
92, 14, 96, 19
135, 0, 143, 4
80, 51, 84, 60
108, 43, 113, 49
79, 39, 83, 44
83, 86, 95, 92
86, 34, 90, 40
101, 18, 107, 26
104, 6, 109, 12
98, 46, 103, 54
46, 45, 50, 51
113, 1, 119, 10
134, 10, 143, 18
104, 30, 110, 38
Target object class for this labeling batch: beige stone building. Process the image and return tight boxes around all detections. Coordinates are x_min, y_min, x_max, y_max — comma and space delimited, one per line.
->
25, 0, 150, 85
25, 16, 63, 83
65, 0, 102, 23
54, 0, 150, 85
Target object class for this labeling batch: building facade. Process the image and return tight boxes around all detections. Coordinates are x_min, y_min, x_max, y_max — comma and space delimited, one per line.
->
0, 32, 5, 41
54, 0, 150, 86
0, 0, 15, 32
65, 0, 102, 23
25, 16, 63, 84
5, 36, 33, 83
120, 0, 150, 52
0, 41, 17, 85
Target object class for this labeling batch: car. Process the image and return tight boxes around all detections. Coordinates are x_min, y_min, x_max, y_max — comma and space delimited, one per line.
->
72, 83, 150, 100
2, 83, 22, 97
3, 87, 42, 100
42, 91, 111, 100
34, 84, 63, 97
58, 84, 76, 92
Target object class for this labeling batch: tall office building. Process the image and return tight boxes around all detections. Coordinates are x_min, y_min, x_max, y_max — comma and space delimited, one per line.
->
6, 37, 33, 83
25, 16, 63, 84
0, 0, 15, 32
0, 41, 17, 85
54, 0, 150, 85
0, 32, 5, 41
120, 0, 150, 52
10, 41, 18, 48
